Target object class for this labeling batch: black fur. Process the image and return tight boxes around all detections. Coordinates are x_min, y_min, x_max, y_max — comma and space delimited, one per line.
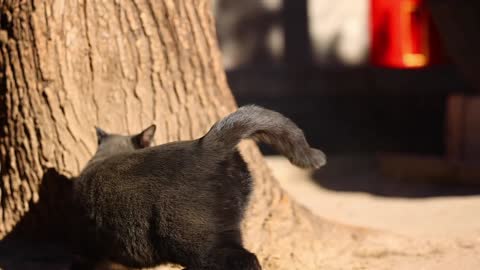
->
71, 105, 326, 270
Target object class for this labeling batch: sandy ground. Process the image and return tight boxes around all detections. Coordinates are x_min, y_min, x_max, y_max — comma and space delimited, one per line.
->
266, 155, 480, 270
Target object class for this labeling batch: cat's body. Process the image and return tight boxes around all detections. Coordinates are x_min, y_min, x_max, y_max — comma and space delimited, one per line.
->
72, 105, 326, 270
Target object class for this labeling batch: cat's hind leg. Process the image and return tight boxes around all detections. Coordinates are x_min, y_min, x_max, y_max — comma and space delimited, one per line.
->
213, 246, 261, 270
190, 245, 261, 270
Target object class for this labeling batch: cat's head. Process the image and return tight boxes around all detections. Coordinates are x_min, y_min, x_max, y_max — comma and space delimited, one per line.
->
92, 125, 156, 159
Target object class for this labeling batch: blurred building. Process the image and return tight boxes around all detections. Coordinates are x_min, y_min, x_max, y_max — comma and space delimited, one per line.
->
212, 0, 469, 155
213, 0, 369, 69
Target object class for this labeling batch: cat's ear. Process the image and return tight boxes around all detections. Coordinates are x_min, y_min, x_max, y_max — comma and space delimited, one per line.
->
95, 126, 108, 145
133, 124, 156, 148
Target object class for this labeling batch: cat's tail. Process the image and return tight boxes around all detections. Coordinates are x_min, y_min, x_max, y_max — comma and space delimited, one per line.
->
200, 105, 326, 169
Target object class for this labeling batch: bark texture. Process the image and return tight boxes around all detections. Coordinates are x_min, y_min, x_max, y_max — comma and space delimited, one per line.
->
0, 1, 435, 269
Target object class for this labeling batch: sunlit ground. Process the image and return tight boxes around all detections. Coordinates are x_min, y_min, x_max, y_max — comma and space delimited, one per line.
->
266, 155, 480, 239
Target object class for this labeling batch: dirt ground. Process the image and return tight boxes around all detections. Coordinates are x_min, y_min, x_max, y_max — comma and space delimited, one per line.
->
265, 155, 480, 270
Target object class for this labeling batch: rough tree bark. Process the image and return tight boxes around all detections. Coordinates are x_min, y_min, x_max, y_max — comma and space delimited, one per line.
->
0, 1, 436, 269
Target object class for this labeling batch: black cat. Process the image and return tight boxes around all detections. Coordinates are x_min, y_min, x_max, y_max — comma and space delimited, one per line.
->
71, 105, 326, 270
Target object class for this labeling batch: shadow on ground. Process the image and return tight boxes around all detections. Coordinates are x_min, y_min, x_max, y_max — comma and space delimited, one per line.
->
0, 169, 75, 270
310, 155, 480, 198
0, 239, 72, 270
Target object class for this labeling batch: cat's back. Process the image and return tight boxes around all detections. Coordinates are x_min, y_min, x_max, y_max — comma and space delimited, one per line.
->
74, 139, 212, 198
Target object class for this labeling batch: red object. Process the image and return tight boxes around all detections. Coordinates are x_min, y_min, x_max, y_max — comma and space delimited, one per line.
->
370, 0, 447, 68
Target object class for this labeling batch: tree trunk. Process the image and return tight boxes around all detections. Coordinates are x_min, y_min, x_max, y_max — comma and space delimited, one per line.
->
0, 1, 436, 269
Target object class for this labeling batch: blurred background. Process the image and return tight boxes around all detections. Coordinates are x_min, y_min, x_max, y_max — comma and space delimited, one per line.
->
213, 0, 478, 155
211, 0, 480, 237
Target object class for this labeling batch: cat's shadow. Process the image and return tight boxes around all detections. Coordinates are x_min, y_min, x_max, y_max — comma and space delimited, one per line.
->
0, 169, 76, 270
0, 238, 72, 270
